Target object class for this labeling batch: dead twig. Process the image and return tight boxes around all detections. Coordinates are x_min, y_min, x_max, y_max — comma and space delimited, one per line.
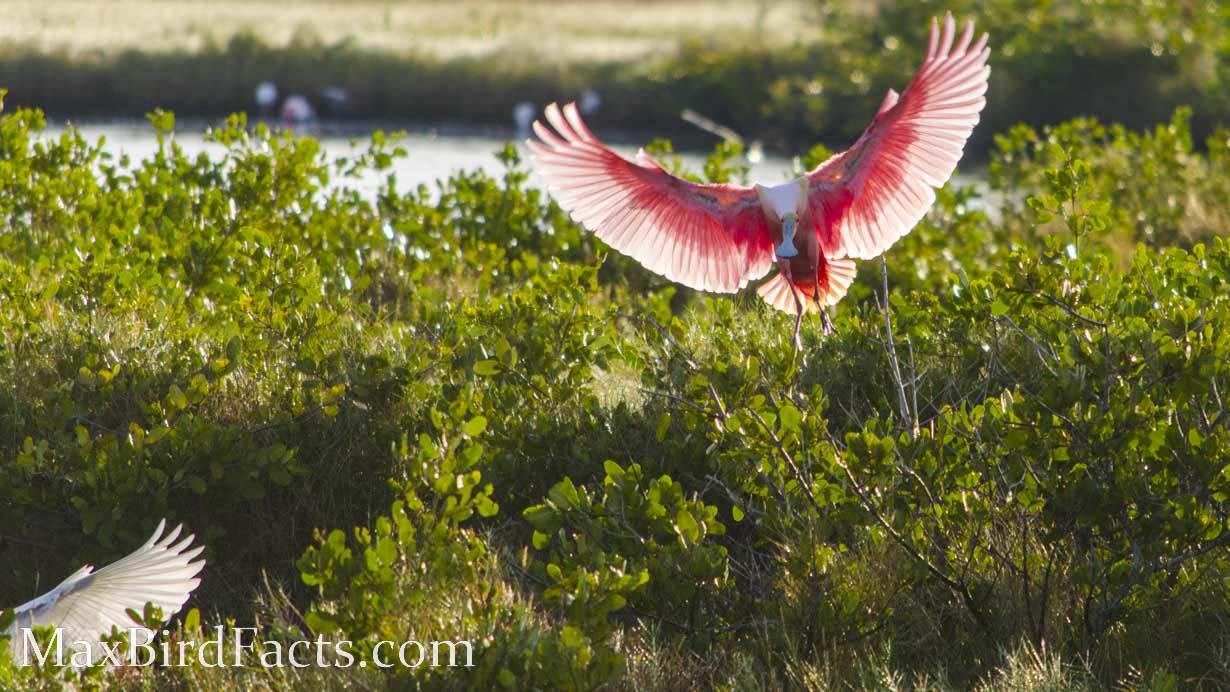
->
878, 257, 915, 436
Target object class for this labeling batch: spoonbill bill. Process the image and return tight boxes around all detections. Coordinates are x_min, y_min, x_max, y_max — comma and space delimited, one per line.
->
528, 13, 990, 346
3, 520, 205, 667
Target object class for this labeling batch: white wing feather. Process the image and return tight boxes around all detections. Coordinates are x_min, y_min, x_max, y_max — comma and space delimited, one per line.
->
3, 519, 206, 666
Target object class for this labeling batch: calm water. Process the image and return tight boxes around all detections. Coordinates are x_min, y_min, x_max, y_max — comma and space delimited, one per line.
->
39, 120, 988, 207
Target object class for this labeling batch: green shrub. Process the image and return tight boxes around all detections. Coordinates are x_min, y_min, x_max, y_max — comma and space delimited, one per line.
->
2, 90, 1229, 689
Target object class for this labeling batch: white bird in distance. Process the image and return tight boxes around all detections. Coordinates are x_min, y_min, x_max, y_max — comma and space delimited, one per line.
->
2, 520, 206, 667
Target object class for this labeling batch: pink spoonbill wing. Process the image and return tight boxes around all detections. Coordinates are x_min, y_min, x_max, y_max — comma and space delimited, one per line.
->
527, 103, 775, 293
807, 13, 991, 260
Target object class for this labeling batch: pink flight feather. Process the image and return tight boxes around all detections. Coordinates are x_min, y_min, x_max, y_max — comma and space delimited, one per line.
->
527, 103, 774, 293
807, 13, 991, 260
528, 12, 990, 316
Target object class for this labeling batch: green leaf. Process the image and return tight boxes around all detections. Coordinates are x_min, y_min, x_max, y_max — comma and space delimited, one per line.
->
187, 475, 207, 495
548, 478, 580, 509
168, 384, 189, 409
269, 466, 291, 486
476, 493, 499, 517
376, 536, 397, 565
183, 608, 200, 632
523, 505, 559, 532
603, 460, 624, 479
656, 412, 671, 441
226, 335, 243, 361
464, 416, 488, 436
496, 337, 518, 368
146, 108, 175, 133
1086, 200, 1110, 217
779, 403, 802, 434
474, 360, 502, 376
676, 508, 700, 542
561, 626, 585, 648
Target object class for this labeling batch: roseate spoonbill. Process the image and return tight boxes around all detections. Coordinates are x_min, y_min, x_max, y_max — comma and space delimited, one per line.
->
579, 89, 602, 116
3, 520, 205, 667
321, 86, 351, 113
255, 81, 278, 118
514, 101, 537, 137
528, 13, 990, 348
280, 94, 317, 127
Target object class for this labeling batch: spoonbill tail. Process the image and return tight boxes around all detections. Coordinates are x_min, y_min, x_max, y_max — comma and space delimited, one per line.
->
3, 520, 205, 667
528, 13, 990, 347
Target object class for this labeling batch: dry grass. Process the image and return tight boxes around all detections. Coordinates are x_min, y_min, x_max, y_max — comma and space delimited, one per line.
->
0, 0, 823, 62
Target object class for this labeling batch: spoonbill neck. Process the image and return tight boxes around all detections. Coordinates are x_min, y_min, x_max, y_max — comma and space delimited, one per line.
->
757, 178, 807, 219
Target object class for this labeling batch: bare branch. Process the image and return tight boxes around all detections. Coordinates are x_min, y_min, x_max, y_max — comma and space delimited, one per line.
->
1036, 291, 1108, 328
747, 408, 822, 515
878, 257, 915, 436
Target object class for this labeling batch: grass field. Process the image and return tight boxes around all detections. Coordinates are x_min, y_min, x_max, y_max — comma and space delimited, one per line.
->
0, 0, 822, 61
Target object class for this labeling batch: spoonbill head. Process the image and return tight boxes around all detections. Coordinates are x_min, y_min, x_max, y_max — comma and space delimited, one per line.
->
528, 13, 990, 348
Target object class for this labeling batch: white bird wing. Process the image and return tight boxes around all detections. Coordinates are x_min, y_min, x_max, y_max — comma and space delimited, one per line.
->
3, 519, 205, 666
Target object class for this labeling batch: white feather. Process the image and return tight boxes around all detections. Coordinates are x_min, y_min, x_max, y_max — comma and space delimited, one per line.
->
3, 520, 206, 667
756, 179, 806, 219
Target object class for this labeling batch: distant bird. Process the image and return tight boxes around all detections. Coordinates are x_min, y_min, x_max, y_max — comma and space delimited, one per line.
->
578, 89, 602, 116
513, 101, 536, 137
255, 81, 279, 119
280, 95, 317, 127
3, 520, 205, 667
528, 14, 990, 348
320, 86, 352, 115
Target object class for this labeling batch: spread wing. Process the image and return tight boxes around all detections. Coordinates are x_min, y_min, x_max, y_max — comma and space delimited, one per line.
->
807, 13, 991, 259
528, 102, 775, 293
4, 520, 206, 666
